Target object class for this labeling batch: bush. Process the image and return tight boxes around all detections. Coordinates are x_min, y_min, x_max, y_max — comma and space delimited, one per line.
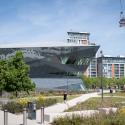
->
36, 98, 57, 109
53, 115, 88, 125
118, 107, 125, 115
2, 102, 24, 113
17, 98, 29, 107
52, 112, 125, 125
2, 97, 57, 114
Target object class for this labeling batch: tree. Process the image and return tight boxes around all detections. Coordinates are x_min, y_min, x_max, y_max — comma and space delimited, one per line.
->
0, 60, 8, 92
0, 51, 35, 97
81, 76, 98, 89
81, 76, 91, 88
114, 77, 125, 89
81, 75, 115, 89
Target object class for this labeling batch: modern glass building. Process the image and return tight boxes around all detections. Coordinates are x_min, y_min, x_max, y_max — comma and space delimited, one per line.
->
0, 45, 99, 90
0, 31, 100, 90
0, 45, 99, 78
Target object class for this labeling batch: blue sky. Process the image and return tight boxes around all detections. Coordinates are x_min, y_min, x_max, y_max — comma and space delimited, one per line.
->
0, 0, 125, 56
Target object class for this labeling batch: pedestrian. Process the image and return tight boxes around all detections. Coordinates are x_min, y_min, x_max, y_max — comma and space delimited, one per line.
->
63, 92, 67, 103
110, 87, 113, 96
123, 85, 125, 92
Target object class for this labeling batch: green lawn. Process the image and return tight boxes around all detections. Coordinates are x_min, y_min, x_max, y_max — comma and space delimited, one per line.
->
66, 97, 125, 112
12, 94, 80, 103
54, 94, 80, 103
103, 91, 125, 96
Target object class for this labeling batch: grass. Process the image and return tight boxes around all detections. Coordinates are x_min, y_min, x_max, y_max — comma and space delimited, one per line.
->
23, 94, 80, 103
39, 91, 86, 96
52, 112, 125, 125
66, 97, 125, 112
103, 91, 125, 97
55, 94, 80, 103
7, 93, 80, 103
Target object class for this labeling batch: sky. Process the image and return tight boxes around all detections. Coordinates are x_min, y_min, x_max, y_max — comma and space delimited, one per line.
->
0, 0, 125, 56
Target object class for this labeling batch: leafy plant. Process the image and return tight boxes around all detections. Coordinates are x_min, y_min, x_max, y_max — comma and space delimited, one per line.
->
2, 102, 24, 113
0, 51, 36, 97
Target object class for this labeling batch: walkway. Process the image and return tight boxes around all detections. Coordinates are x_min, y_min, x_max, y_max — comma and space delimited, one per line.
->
0, 92, 99, 125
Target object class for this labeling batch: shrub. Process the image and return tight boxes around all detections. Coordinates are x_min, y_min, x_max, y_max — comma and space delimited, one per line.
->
52, 112, 125, 125
2, 102, 24, 113
16, 98, 29, 107
2, 97, 57, 114
37, 95, 45, 103
36, 98, 57, 109
44, 98, 57, 107
118, 107, 125, 115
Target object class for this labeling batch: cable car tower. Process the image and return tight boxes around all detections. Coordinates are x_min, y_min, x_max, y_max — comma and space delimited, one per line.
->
119, 0, 125, 27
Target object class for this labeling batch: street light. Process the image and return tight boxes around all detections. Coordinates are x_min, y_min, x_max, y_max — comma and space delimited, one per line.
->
100, 50, 103, 100
67, 72, 68, 94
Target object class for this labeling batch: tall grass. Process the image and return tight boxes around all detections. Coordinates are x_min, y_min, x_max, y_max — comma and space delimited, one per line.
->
53, 111, 125, 125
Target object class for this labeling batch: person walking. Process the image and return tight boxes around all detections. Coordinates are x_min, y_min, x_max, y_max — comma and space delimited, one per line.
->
63, 92, 67, 103
110, 87, 113, 96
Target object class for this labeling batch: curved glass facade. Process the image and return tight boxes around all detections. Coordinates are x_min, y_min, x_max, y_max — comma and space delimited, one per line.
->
0, 46, 99, 78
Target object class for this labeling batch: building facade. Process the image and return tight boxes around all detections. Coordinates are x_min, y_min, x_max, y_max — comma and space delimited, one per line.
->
86, 57, 125, 79
97, 57, 125, 79
0, 46, 99, 78
85, 58, 98, 77
0, 45, 99, 91
0, 31, 100, 90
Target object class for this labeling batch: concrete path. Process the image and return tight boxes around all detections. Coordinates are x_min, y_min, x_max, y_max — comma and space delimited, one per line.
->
0, 92, 99, 125
36, 92, 99, 123
39, 92, 98, 114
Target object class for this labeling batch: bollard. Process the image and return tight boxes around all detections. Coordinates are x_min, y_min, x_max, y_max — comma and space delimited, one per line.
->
4, 110, 8, 125
23, 108, 27, 125
41, 107, 44, 124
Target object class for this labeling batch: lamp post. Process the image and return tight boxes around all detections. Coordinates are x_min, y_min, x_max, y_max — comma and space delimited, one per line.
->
100, 50, 103, 100
67, 72, 68, 94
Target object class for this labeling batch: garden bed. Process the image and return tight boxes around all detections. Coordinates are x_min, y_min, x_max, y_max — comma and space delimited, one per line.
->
52, 110, 125, 125
1, 94, 79, 114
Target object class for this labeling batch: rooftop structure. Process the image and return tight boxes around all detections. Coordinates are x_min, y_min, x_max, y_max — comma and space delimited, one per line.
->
67, 31, 91, 45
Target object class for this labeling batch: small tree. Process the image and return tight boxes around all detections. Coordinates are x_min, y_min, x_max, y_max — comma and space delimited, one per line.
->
3, 51, 35, 97
81, 75, 113, 89
0, 60, 8, 95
